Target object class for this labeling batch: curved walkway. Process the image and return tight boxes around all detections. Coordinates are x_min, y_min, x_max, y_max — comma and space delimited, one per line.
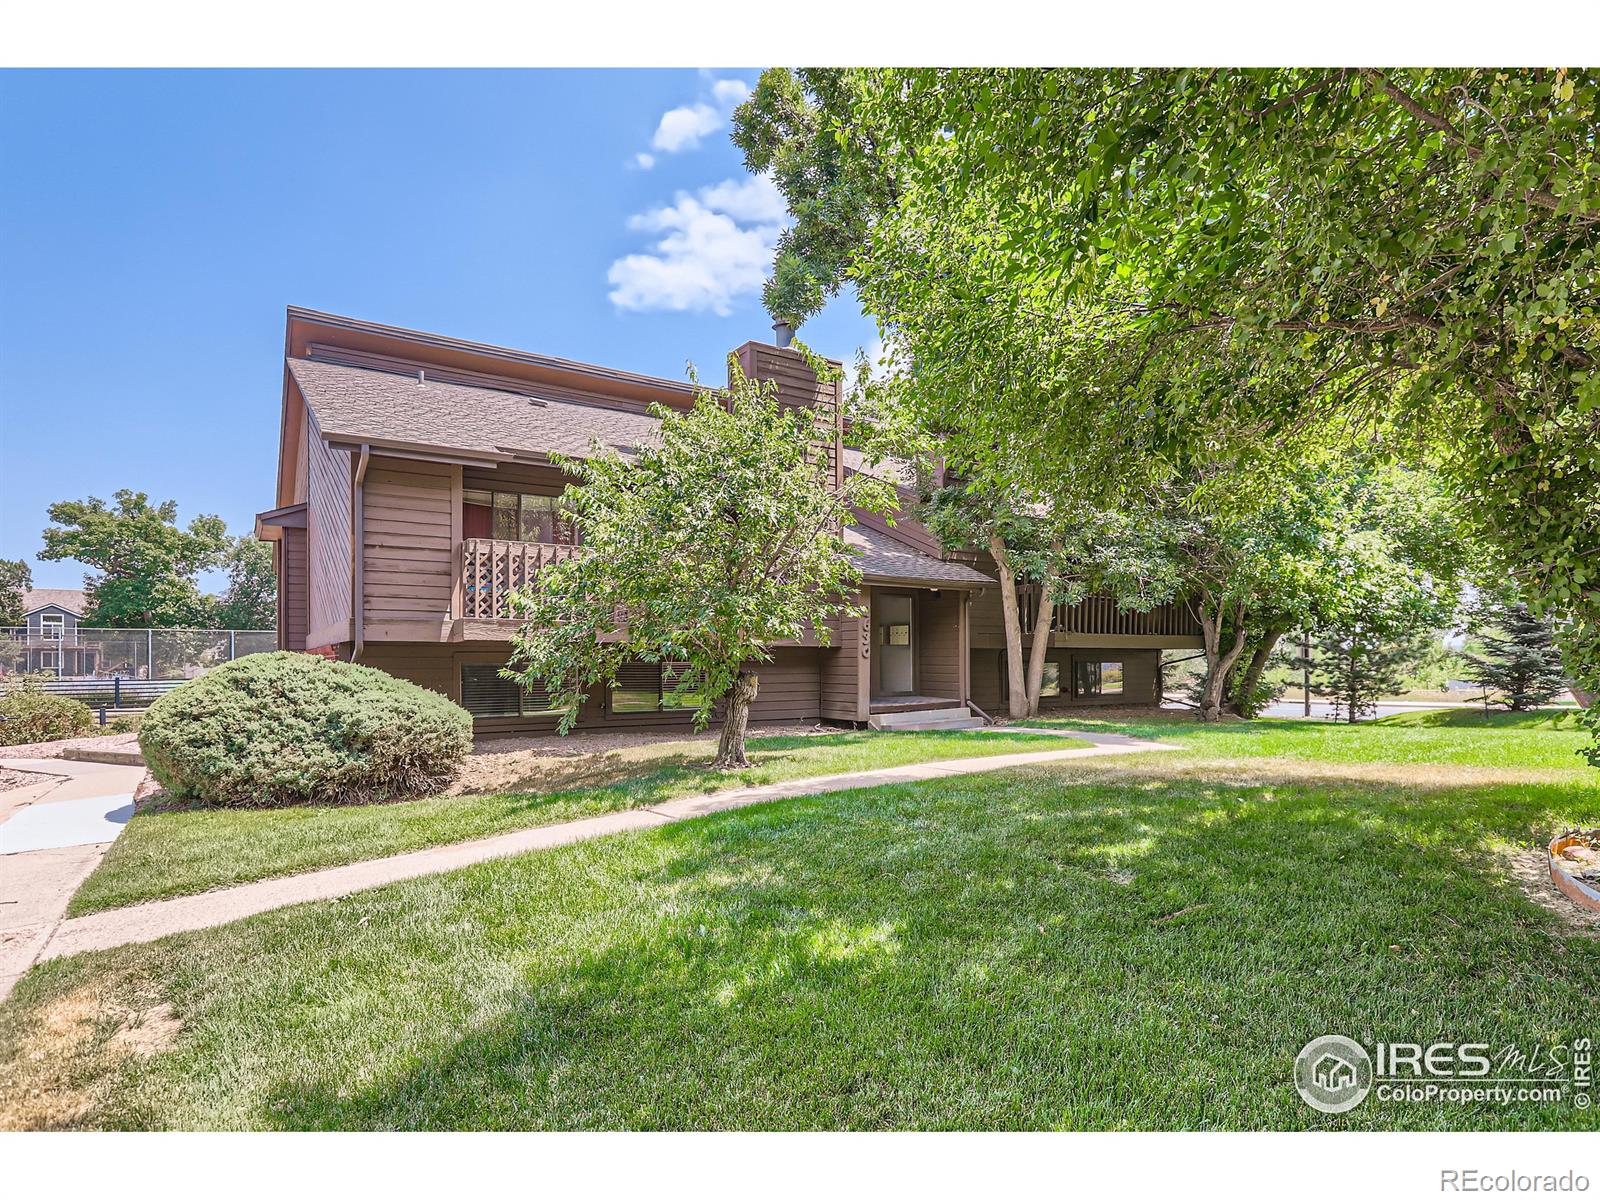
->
34, 728, 1178, 965
0, 756, 146, 1001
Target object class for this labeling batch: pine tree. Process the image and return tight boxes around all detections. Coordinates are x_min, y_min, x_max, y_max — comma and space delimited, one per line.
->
1309, 626, 1423, 723
1464, 595, 1568, 711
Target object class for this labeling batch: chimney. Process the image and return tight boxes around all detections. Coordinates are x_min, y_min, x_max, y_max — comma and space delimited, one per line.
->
732, 331, 845, 494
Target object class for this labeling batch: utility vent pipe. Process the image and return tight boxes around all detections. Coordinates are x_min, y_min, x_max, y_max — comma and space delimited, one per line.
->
771, 319, 794, 349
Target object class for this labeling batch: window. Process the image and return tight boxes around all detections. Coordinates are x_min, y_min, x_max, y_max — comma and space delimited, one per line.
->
38, 649, 59, 674
464, 489, 577, 546
39, 613, 64, 640
611, 660, 703, 713
1040, 660, 1060, 698
459, 663, 564, 719
1074, 660, 1124, 697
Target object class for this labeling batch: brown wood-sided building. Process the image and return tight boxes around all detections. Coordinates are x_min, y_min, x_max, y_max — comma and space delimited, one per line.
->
258, 309, 1203, 735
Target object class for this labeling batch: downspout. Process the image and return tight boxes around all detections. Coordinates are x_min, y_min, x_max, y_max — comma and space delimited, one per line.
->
350, 444, 371, 662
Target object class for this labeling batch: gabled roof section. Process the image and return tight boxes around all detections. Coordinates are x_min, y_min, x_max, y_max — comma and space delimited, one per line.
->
286, 307, 699, 408
844, 525, 992, 588
289, 357, 663, 464
22, 588, 87, 616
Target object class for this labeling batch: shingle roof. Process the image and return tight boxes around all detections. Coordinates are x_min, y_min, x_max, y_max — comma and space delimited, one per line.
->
844, 525, 992, 586
290, 357, 663, 462
291, 356, 986, 590
22, 588, 87, 615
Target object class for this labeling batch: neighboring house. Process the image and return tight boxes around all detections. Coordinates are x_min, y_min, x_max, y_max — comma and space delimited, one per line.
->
258, 308, 1203, 734
11, 588, 99, 676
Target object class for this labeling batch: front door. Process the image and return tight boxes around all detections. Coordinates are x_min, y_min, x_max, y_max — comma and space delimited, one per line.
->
876, 594, 914, 695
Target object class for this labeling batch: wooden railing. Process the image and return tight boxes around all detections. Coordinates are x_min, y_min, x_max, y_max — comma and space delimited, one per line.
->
1020, 591, 1202, 639
460, 538, 581, 619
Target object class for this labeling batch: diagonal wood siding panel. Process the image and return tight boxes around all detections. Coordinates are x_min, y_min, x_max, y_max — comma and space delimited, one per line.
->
305, 406, 353, 644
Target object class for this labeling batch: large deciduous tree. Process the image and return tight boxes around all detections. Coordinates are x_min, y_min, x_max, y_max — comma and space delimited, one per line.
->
737, 67, 1598, 758
41, 490, 227, 628
212, 537, 278, 630
505, 358, 896, 769
0, 559, 31, 626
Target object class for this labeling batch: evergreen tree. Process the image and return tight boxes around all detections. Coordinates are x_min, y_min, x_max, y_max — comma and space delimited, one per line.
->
1464, 593, 1568, 711
1309, 626, 1430, 723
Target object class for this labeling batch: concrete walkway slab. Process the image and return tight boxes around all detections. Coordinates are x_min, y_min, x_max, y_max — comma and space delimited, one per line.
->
0, 793, 135, 853
36, 729, 1179, 964
0, 759, 147, 1001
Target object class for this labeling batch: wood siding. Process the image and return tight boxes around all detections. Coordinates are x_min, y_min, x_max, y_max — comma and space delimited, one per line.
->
916, 589, 964, 699
304, 407, 353, 646
819, 608, 868, 722
282, 527, 308, 650
361, 642, 823, 734
734, 341, 843, 491
362, 456, 457, 638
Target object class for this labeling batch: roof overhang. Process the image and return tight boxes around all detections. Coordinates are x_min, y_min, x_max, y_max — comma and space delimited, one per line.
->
254, 502, 307, 541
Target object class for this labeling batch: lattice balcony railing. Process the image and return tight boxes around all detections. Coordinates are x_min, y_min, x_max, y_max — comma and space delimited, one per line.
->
460, 538, 581, 619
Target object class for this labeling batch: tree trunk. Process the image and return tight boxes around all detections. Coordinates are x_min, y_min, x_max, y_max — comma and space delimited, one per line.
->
990, 536, 1029, 720
714, 670, 758, 769
1024, 569, 1061, 718
1226, 627, 1285, 718
1196, 596, 1249, 723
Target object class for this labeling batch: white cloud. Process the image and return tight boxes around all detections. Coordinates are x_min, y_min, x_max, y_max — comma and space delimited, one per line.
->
651, 102, 722, 153
607, 175, 786, 316
640, 76, 751, 160
632, 151, 656, 170
695, 174, 786, 224
711, 78, 750, 108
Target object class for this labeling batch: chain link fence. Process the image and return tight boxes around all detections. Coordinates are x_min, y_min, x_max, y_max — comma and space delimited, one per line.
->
0, 627, 276, 682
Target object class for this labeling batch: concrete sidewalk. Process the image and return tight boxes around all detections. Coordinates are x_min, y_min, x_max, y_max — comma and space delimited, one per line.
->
0, 757, 147, 1001
37, 728, 1179, 964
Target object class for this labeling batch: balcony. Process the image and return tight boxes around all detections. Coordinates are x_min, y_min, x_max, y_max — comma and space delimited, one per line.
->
460, 538, 581, 620
1019, 592, 1202, 640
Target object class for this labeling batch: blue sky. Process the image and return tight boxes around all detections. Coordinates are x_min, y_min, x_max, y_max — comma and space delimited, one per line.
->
0, 69, 875, 591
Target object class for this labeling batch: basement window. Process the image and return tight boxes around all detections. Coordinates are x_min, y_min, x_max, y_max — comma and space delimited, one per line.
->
611, 660, 704, 713
459, 663, 565, 718
1074, 660, 1124, 697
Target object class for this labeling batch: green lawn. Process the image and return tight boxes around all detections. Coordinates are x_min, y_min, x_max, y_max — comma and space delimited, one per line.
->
67, 729, 1076, 916
1021, 708, 1599, 774
5, 714, 1598, 1130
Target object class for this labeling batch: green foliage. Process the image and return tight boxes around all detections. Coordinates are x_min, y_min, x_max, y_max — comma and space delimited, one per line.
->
507, 358, 896, 765
733, 69, 888, 328
0, 674, 95, 744
211, 536, 278, 630
42, 489, 227, 628
740, 67, 1600, 753
1464, 590, 1570, 710
0, 558, 32, 626
138, 652, 472, 807
1311, 628, 1433, 723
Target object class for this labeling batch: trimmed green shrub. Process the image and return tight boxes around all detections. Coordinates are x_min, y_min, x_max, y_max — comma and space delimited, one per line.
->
0, 675, 96, 745
139, 652, 474, 806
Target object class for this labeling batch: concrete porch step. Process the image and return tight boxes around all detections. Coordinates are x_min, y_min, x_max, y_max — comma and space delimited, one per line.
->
60, 746, 145, 767
869, 707, 985, 732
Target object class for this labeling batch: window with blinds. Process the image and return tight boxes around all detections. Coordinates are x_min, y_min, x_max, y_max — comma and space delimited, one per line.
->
611, 661, 703, 713
459, 663, 562, 718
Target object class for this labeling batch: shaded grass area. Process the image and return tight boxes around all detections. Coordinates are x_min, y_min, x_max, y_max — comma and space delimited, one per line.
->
67, 729, 1077, 916
6, 749, 1598, 1131
1021, 708, 1598, 774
